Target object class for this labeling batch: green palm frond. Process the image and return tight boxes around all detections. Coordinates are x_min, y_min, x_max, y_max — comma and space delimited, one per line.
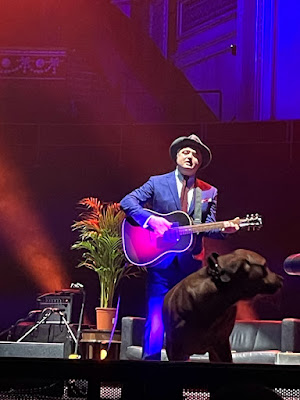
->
71, 219, 100, 233
71, 197, 128, 308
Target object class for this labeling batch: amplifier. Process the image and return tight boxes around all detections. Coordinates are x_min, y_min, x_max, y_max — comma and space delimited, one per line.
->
10, 323, 76, 358
36, 289, 82, 324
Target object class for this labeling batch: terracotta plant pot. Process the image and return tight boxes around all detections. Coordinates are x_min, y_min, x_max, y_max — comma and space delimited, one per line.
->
95, 307, 116, 331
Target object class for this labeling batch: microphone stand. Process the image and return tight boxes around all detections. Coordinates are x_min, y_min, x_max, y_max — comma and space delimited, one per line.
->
69, 286, 86, 359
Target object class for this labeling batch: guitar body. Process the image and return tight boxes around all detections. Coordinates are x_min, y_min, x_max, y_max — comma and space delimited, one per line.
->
122, 209, 262, 267
122, 210, 194, 267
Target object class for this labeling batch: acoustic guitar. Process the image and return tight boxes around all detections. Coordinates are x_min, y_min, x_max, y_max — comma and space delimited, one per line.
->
122, 210, 262, 267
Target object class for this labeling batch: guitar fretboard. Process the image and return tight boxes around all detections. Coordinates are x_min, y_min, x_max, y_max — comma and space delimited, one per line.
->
174, 218, 241, 236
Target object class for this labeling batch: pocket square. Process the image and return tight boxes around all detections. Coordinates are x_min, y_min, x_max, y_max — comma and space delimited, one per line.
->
201, 198, 212, 203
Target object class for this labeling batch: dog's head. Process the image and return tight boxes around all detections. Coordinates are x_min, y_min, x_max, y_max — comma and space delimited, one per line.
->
207, 249, 283, 298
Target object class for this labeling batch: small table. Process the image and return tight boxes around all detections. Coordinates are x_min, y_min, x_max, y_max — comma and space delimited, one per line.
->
80, 329, 121, 360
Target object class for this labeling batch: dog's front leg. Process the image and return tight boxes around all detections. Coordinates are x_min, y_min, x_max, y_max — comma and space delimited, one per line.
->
166, 340, 189, 362
209, 338, 233, 363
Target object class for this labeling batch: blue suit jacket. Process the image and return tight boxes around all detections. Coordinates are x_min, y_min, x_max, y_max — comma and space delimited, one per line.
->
120, 171, 223, 273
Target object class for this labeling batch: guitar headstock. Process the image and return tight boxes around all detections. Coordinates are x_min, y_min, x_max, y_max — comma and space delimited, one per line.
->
239, 213, 263, 231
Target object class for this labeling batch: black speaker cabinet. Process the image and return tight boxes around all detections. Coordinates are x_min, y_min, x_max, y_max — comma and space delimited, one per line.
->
36, 289, 82, 324
0, 341, 65, 358
10, 322, 76, 358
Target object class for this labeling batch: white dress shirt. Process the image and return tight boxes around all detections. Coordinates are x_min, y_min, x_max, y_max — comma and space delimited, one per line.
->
175, 167, 195, 212
143, 168, 196, 228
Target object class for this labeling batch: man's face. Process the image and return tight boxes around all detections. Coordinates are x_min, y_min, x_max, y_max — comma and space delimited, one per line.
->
176, 146, 202, 176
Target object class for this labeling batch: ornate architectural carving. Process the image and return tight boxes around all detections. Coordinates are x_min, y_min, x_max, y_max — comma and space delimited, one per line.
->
0, 49, 66, 79
178, 0, 237, 37
149, 0, 169, 57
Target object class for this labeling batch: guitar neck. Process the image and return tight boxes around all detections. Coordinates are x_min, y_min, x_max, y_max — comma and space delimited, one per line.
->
177, 218, 240, 235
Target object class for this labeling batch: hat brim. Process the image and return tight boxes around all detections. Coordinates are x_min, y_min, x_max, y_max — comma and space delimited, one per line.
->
169, 136, 212, 170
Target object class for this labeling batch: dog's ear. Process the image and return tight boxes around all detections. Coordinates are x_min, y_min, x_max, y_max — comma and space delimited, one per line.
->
207, 253, 221, 280
207, 253, 232, 283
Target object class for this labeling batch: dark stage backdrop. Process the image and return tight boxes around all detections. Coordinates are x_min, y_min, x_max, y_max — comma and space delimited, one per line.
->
0, 120, 299, 333
0, 0, 299, 333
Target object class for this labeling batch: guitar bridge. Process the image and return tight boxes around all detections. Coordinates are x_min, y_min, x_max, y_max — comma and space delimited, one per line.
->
163, 227, 180, 243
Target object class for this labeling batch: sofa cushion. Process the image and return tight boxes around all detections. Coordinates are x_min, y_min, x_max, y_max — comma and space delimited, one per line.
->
120, 317, 300, 363
232, 350, 279, 364
275, 352, 300, 365
189, 351, 279, 364
125, 346, 143, 360
230, 321, 281, 352
126, 346, 169, 361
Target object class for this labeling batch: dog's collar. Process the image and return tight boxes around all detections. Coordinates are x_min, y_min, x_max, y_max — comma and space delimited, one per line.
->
207, 253, 231, 286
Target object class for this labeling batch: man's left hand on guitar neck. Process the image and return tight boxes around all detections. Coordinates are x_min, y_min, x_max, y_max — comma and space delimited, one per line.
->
222, 220, 240, 234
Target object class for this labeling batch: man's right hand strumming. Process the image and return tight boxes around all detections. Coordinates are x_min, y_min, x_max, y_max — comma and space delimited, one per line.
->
148, 215, 172, 237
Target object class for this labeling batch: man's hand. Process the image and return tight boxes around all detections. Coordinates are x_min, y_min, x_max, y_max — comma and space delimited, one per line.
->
148, 215, 172, 236
222, 220, 240, 234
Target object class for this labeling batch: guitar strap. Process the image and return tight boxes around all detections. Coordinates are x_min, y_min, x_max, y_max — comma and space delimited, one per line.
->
193, 186, 202, 225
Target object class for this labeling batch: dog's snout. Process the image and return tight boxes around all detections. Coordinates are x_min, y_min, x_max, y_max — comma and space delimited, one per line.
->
275, 273, 284, 287
268, 271, 283, 284
263, 272, 283, 294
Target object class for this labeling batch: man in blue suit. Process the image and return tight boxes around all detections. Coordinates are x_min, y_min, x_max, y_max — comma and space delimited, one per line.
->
120, 134, 238, 360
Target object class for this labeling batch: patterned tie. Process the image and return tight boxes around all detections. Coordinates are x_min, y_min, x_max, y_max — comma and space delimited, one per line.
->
180, 175, 189, 213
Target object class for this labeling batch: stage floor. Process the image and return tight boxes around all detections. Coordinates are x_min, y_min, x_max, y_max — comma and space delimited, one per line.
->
0, 358, 300, 400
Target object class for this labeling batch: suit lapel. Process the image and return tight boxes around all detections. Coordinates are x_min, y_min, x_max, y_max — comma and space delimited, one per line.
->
189, 179, 203, 215
167, 171, 181, 210
166, 172, 203, 214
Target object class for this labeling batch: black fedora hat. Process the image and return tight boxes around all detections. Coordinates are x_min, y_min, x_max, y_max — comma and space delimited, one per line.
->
169, 133, 212, 169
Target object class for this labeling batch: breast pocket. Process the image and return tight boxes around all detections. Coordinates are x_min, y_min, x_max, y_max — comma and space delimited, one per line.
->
201, 198, 213, 220
201, 197, 212, 209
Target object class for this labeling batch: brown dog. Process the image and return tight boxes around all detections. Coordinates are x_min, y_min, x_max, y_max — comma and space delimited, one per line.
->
162, 249, 283, 362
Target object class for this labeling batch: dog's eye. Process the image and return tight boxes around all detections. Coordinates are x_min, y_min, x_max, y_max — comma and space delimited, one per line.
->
252, 263, 267, 277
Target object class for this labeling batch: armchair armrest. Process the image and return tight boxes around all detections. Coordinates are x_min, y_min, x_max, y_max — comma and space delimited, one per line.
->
120, 317, 145, 360
281, 318, 300, 352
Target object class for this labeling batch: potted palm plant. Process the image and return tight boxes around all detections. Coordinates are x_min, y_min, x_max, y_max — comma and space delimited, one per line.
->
71, 197, 127, 330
